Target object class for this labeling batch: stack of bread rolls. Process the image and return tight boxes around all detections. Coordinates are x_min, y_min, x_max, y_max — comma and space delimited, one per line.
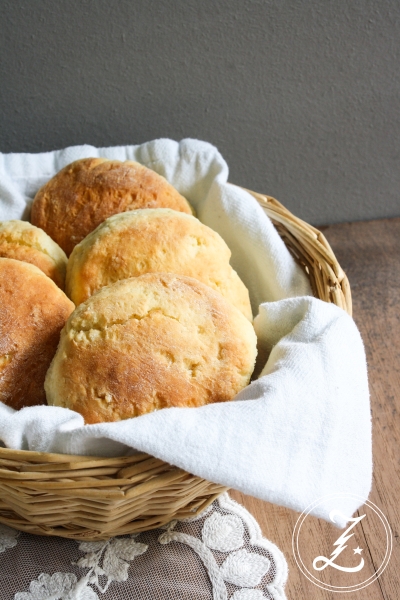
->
0, 158, 257, 423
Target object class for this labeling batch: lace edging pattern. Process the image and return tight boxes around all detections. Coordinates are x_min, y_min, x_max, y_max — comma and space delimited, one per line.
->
2, 492, 288, 600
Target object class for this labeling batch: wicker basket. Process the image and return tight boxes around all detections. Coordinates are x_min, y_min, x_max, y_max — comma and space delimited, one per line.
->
0, 189, 351, 540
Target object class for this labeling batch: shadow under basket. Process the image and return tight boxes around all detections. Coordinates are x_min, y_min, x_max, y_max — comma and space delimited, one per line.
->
0, 188, 352, 541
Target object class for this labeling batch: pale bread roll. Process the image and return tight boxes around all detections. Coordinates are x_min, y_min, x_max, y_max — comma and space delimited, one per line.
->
0, 258, 74, 410
31, 158, 193, 256
45, 273, 257, 424
0, 220, 67, 289
66, 208, 253, 320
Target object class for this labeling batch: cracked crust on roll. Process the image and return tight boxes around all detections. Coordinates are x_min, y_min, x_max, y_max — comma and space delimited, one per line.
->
0, 220, 67, 290
31, 158, 193, 256
45, 273, 257, 424
0, 258, 75, 410
66, 208, 253, 320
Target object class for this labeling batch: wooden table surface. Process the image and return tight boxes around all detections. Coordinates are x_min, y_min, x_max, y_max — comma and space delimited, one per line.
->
231, 217, 400, 600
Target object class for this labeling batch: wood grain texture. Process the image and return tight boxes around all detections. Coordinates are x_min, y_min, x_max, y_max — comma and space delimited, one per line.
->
232, 217, 400, 600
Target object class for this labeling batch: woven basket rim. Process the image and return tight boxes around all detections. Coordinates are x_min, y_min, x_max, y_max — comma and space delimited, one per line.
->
236, 185, 352, 316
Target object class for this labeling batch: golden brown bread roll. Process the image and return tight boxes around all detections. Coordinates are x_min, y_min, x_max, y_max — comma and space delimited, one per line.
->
66, 208, 253, 320
0, 258, 75, 410
31, 158, 193, 256
45, 273, 257, 424
0, 220, 67, 290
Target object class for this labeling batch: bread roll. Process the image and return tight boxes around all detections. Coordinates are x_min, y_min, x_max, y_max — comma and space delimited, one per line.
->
31, 158, 193, 255
0, 258, 74, 410
45, 273, 257, 423
0, 220, 67, 289
66, 208, 253, 320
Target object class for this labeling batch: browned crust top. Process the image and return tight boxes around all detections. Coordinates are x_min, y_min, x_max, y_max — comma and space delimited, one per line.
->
0, 243, 65, 290
31, 158, 193, 255
46, 273, 257, 423
66, 209, 252, 320
0, 258, 75, 410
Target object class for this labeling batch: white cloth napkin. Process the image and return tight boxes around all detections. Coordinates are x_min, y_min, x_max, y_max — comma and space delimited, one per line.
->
0, 138, 372, 527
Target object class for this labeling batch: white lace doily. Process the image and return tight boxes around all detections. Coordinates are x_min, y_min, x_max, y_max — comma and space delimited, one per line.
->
0, 493, 287, 600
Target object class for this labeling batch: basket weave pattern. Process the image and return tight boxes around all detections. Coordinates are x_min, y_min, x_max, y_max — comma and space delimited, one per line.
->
0, 191, 351, 540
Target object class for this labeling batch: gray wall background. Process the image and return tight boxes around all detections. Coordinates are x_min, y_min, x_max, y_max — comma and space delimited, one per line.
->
1, 0, 399, 225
